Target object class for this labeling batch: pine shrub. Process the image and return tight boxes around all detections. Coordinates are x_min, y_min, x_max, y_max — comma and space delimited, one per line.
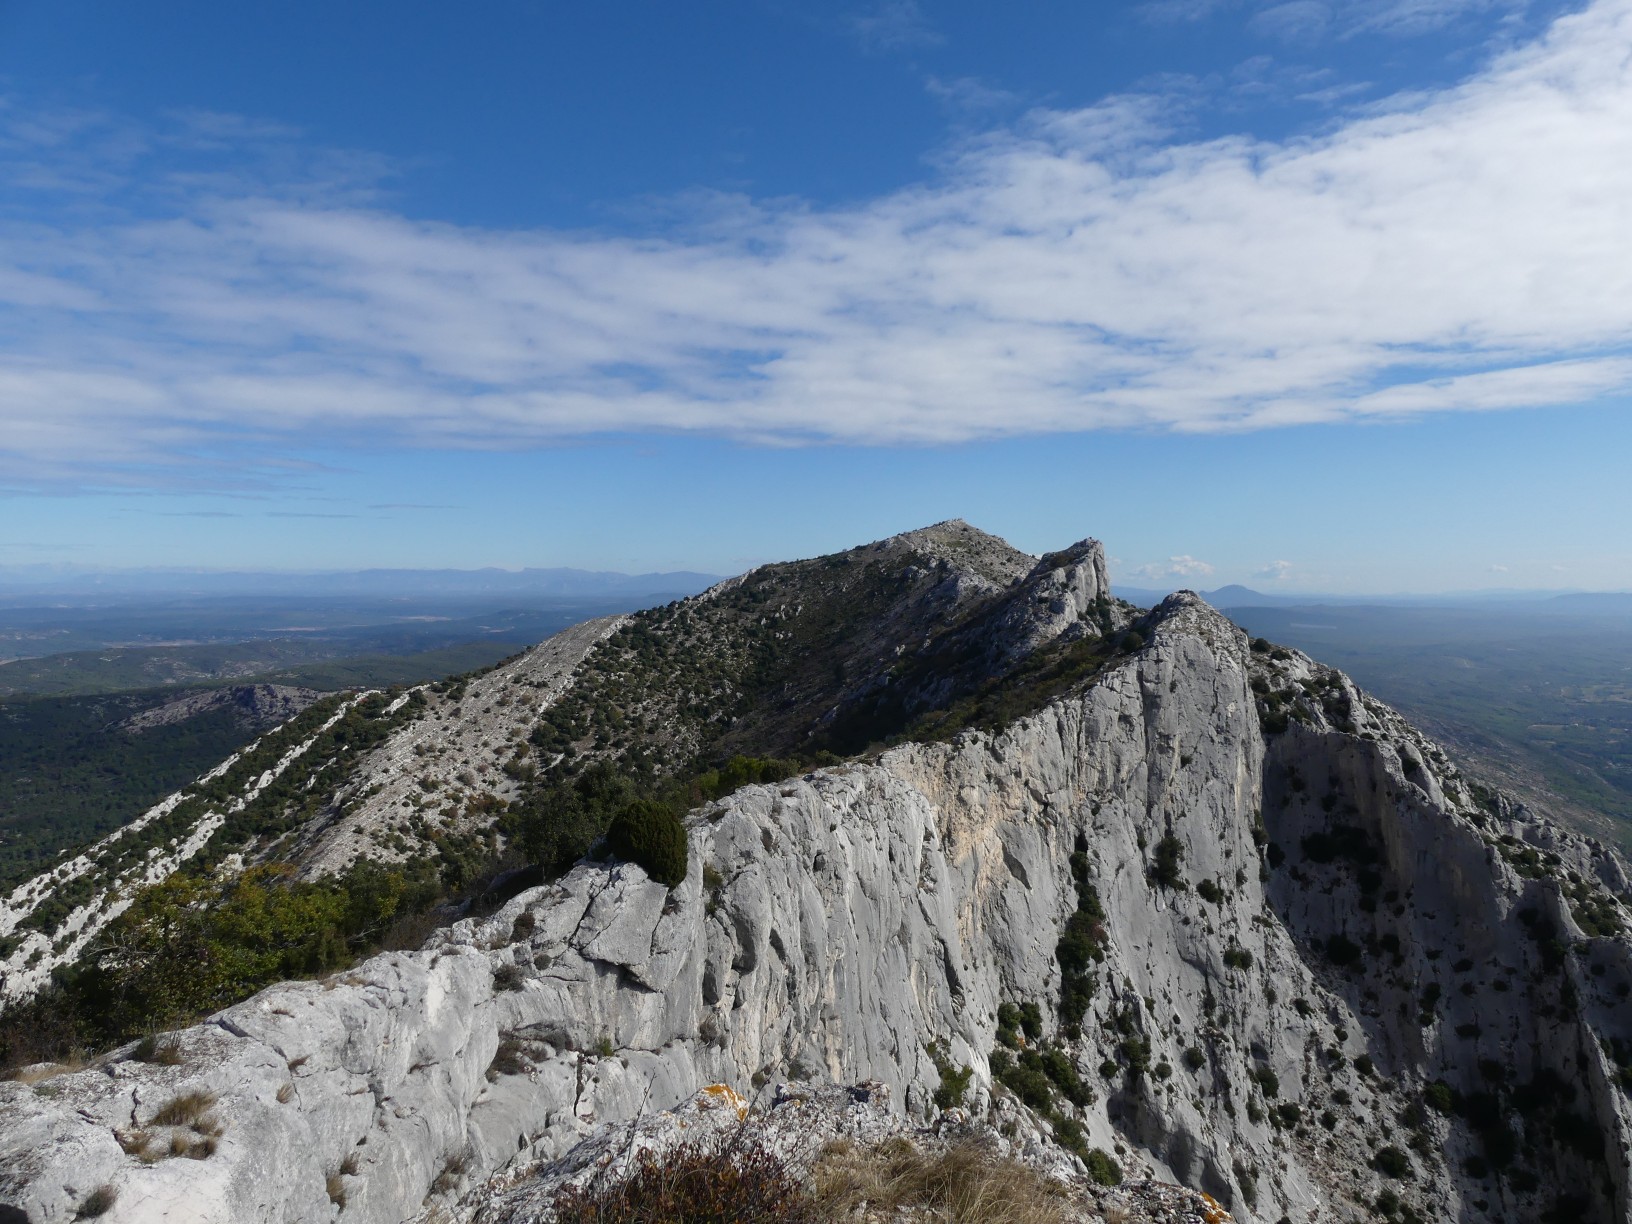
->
606, 799, 689, 887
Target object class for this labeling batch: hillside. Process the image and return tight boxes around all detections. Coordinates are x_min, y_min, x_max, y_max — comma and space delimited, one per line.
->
2, 523, 1630, 1224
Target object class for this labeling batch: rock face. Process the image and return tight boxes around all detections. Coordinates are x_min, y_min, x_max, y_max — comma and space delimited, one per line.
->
5, 582, 1630, 1223
116, 685, 324, 735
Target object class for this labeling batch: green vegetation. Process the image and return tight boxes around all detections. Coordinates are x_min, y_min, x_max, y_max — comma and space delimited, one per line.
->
0, 638, 520, 700
1149, 833, 1186, 890
1054, 840, 1106, 1028
605, 799, 689, 887
927, 1042, 973, 1111
1082, 1148, 1122, 1187
0, 642, 528, 889
503, 755, 809, 882
990, 1042, 1093, 1160
0, 857, 454, 1069
0, 689, 267, 889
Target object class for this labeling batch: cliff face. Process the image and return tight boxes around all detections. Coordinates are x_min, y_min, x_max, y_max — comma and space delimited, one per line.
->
5, 582, 1629, 1224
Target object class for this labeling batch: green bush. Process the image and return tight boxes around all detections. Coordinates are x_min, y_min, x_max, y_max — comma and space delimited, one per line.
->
1150, 834, 1186, 890
1084, 1148, 1122, 1186
605, 799, 689, 888
1373, 1146, 1411, 1179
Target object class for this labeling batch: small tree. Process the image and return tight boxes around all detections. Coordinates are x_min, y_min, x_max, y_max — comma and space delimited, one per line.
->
1150, 834, 1186, 890
606, 799, 689, 888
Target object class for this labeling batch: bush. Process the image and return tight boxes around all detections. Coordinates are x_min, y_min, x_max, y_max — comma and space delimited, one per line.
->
1373, 1146, 1412, 1178
1084, 1148, 1122, 1187
75, 1186, 117, 1219
1150, 834, 1186, 890
551, 1130, 815, 1223
1424, 1080, 1455, 1113
605, 799, 689, 888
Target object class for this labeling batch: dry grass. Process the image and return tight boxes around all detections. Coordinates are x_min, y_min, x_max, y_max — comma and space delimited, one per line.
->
432, 1149, 471, 1195
277, 1082, 295, 1104
326, 1171, 348, 1209
131, 1034, 185, 1065
811, 1137, 1071, 1224
115, 1129, 160, 1163
148, 1090, 218, 1129
9, 1058, 85, 1085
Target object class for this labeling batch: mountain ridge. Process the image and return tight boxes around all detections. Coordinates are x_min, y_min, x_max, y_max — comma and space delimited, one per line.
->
2, 523, 1630, 1224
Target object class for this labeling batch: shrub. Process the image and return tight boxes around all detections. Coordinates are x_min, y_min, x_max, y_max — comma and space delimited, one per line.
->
1373, 1146, 1412, 1178
1183, 1046, 1206, 1071
1253, 1067, 1279, 1099
1424, 1080, 1455, 1114
928, 1043, 973, 1111
605, 799, 689, 888
75, 1186, 117, 1219
493, 963, 525, 992
132, 1033, 185, 1065
1150, 834, 1186, 890
1084, 1148, 1122, 1187
551, 1129, 815, 1223
1196, 878, 1224, 905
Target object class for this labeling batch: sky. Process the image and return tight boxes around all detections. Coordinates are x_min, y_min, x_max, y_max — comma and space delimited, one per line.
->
1, 0, 1629, 592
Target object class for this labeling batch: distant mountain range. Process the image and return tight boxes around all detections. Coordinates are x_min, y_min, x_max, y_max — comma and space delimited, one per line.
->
1114, 582, 1632, 617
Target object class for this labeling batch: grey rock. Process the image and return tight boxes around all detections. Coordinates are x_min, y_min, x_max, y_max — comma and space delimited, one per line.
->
4, 590, 1629, 1224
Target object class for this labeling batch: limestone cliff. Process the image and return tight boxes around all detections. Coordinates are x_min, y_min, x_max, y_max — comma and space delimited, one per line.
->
3, 572, 1628, 1223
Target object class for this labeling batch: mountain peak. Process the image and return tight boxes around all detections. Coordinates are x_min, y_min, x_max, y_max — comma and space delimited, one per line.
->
878, 519, 1033, 589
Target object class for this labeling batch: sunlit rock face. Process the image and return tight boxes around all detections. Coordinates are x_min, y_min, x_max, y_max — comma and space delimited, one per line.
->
3, 531, 1630, 1224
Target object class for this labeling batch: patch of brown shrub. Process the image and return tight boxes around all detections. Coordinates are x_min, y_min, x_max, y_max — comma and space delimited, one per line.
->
812, 1136, 1072, 1224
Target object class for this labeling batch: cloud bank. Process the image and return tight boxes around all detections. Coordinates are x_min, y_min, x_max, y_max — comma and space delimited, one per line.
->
2, 0, 1632, 485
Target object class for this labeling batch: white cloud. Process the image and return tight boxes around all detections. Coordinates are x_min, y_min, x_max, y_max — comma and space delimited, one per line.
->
1133, 555, 1217, 580
1488, 563, 1509, 571
3, 0, 1632, 484
847, 0, 942, 52
1255, 559, 1296, 580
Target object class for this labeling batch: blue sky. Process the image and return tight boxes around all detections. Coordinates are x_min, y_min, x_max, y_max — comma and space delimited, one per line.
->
2, 0, 1629, 591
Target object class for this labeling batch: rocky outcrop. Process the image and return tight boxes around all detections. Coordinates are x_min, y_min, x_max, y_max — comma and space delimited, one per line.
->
6, 590, 1626, 1222
116, 685, 324, 735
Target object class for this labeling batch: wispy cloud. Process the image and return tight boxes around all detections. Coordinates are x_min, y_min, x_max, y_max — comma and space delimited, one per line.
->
1145, 0, 1532, 37
2, 0, 1632, 487
847, 0, 943, 52
1255, 560, 1296, 581
1133, 555, 1217, 580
